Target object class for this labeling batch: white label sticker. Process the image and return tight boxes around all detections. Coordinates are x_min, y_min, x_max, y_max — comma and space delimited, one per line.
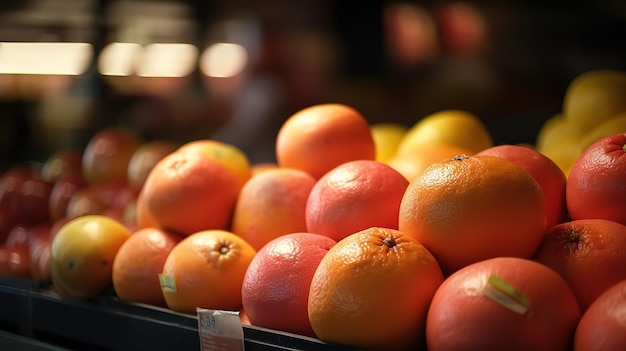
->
197, 308, 245, 351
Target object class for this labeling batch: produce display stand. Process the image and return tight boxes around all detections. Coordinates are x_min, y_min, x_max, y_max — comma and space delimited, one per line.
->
0, 277, 356, 351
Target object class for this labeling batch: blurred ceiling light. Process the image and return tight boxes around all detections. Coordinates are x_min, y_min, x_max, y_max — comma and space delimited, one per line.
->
98, 43, 198, 78
0, 42, 93, 75
137, 43, 198, 77
200, 43, 248, 78
98, 42, 141, 76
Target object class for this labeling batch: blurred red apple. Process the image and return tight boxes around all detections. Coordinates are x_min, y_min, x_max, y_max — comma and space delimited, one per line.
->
532, 219, 626, 312
0, 204, 17, 243
41, 148, 83, 183
11, 173, 54, 224
48, 173, 87, 221
0, 164, 36, 217
97, 180, 139, 210
0, 244, 31, 278
29, 232, 52, 283
82, 127, 142, 185
127, 140, 177, 190
6, 222, 51, 249
66, 186, 108, 219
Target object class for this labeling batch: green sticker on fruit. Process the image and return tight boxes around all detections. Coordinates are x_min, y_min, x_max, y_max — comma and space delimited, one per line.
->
482, 275, 529, 315
159, 273, 176, 293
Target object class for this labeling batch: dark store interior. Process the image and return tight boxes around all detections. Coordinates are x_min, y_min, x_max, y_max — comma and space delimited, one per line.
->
1, 0, 625, 168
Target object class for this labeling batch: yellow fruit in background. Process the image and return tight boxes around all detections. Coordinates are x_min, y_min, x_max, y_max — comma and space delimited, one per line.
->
578, 112, 626, 153
535, 114, 584, 153
563, 69, 626, 131
388, 144, 473, 182
396, 110, 493, 157
370, 123, 408, 163
539, 139, 580, 178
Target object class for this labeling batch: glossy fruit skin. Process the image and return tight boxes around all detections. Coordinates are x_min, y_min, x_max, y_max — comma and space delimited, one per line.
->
532, 219, 626, 311
48, 173, 87, 221
50, 215, 132, 300
231, 168, 317, 251
127, 140, 177, 190
12, 172, 54, 224
241, 232, 336, 337
82, 127, 141, 185
112, 227, 182, 307
275, 103, 376, 179
41, 148, 83, 183
477, 144, 568, 228
305, 160, 409, 242
566, 132, 626, 225
399, 155, 547, 276
426, 257, 581, 351
574, 280, 626, 351
161, 230, 256, 314
308, 227, 444, 351
177, 139, 252, 191
141, 151, 240, 235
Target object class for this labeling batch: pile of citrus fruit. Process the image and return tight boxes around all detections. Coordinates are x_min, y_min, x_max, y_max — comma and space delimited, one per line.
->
2, 68, 626, 350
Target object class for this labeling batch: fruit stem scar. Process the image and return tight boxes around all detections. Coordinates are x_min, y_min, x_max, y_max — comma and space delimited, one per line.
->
219, 245, 230, 255
482, 275, 530, 315
382, 237, 396, 248
453, 154, 468, 161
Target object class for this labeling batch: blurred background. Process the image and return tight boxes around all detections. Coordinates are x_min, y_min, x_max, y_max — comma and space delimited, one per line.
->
0, 0, 625, 169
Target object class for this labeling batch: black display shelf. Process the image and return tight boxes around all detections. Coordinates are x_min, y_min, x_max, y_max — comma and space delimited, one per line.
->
0, 277, 357, 351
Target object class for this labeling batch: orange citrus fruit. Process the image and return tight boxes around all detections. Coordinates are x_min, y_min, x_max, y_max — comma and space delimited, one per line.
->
308, 227, 444, 350
305, 160, 409, 242
398, 154, 547, 275
112, 227, 183, 307
160, 229, 256, 314
275, 103, 375, 179
532, 219, 626, 312
426, 257, 581, 351
566, 132, 626, 225
250, 162, 278, 177
477, 144, 568, 228
177, 139, 252, 190
574, 279, 626, 350
141, 151, 240, 235
241, 232, 337, 337
230, 168, 317, 251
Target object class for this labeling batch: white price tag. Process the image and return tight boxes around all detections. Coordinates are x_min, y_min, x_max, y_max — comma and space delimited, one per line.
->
197, 308, 245, 351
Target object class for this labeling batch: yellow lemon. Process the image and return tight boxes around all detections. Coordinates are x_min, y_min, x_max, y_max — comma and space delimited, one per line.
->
563, 69, 626, 131
579, 111, 626, 153
397, 110, 493, 157
370, 122, 408, 163
535, 114, 584, 154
